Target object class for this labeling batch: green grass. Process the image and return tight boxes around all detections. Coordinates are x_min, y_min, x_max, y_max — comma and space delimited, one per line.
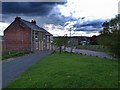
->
0, 56, 2, 60
2, 50, 32, 60
6, 52, 118, 88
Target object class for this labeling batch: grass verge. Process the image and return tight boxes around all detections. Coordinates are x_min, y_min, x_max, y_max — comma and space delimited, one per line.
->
6, 52, 118, 88
2, 50, 32, 60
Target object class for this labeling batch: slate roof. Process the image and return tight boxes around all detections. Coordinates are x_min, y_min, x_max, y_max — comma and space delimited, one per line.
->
20, 19, 52, 36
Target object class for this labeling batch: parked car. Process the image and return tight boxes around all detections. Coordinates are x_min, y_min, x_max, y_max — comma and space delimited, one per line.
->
79, 41, 90, 45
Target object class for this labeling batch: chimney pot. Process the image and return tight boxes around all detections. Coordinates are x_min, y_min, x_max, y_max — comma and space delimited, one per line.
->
15, 17, 21, 20
31, 20, 36, 24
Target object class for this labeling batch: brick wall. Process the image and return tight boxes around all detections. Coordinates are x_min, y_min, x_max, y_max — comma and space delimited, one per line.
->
4, 19, 31, 51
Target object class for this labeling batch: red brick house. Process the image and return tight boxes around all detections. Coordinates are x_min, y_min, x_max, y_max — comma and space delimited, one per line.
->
4, 17, 53, 51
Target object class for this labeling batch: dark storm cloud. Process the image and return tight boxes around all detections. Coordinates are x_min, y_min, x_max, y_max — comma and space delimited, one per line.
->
73, 19, 103, 28
75, 26, 102, 32
76, 21, 103, 28
45, 13, 77, 26
73, 19, 104, 32
2, 2, 66, 16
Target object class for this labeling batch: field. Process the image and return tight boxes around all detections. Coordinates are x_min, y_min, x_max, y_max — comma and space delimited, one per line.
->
6, 52, 118, 88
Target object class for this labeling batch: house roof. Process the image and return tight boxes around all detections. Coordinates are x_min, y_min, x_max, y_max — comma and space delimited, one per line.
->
17, 17, 52, 36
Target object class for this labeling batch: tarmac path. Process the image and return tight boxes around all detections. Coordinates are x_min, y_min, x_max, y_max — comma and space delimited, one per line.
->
2, 51, 53, 88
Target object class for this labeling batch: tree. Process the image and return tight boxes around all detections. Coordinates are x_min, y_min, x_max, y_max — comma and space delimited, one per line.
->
98, 15, 120, 58
53, 36, 68, 53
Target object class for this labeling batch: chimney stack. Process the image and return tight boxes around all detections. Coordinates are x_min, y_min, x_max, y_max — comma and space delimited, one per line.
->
15, 17, 21, 21
31, 20, 36, 24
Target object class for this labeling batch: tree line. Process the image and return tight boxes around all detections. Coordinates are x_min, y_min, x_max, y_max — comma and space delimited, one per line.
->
98, 15, 120, 58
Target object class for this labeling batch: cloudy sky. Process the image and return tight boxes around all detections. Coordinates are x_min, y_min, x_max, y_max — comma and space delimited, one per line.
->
0, 0, 119, 36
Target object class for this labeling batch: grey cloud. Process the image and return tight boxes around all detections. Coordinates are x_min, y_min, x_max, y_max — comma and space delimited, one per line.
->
73, 19, 105, 32
2, 2, 66, 16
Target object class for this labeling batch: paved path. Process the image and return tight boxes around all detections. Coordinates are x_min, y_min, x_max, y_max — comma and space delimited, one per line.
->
65, 47, 112, 59
2, 51, 53, 88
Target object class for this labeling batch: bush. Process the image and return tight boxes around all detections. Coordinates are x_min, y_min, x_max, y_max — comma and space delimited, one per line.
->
97, 30, 120, 58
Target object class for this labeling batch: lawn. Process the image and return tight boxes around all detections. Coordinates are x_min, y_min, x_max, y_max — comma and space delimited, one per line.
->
6, 52, 118, 88
2, 50, 32, 60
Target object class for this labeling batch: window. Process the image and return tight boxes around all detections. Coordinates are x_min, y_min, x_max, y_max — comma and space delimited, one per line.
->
35, 32, 38, 35
35, 36, 38, 39
34, 32, 38, 39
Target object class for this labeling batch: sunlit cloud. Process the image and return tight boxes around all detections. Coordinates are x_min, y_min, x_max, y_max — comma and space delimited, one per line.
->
0, 22, 10, 35
58, 0, 119, 19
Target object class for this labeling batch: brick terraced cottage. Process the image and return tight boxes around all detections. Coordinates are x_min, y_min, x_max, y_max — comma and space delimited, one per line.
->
4, 17, 53, 51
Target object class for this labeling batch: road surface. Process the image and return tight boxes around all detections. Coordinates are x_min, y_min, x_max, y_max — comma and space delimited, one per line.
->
65, 47, 112, 59
2, 51, 53, 88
